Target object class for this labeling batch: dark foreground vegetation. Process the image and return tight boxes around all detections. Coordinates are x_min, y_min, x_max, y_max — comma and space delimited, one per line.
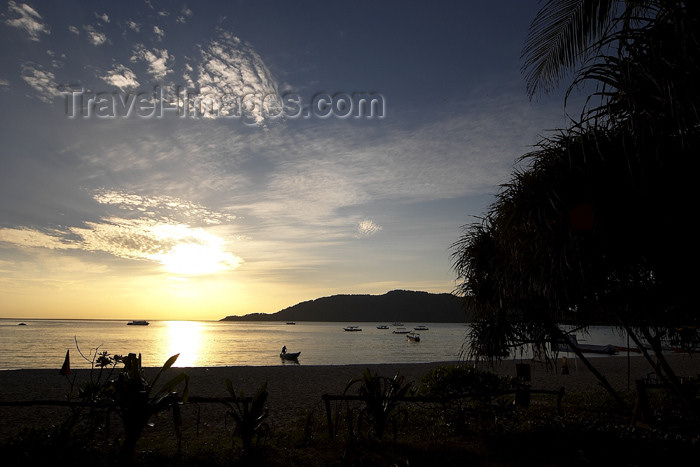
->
1, 357, 698, 466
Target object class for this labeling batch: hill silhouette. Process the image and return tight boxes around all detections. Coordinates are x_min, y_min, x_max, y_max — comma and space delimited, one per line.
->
220, 290, 472, 322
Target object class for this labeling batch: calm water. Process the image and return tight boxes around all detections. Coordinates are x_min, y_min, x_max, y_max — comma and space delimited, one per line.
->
0, 320, 474, 370
0, 319, 635, 371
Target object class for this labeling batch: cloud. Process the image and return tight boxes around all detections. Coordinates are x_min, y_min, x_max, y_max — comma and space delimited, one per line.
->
153, 25, 165, 40
0, 227, 78, 250
176, 6, 193, 23
67, 25, 79, 35
130, 44, 172, 80
0, 191, 242, 275
356, 219, 382, 238
84, 25, 107, 45
5, 1, 49, 41
20, 63, 58, 102
193, 30, 279, 124
91, 189, 237, 225
101, 64, 139, 90
95, 12, 109, 23
126, 20, 140, 32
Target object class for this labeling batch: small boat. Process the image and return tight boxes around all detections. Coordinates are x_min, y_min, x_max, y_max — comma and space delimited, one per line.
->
127, 320, 149, 326
552, 335, 617, 355
407, 332, 420, 342
376, 325, 389, 329
392, 322, 404, 326
280, 351, 301, 360
17, 323, 27, 326
286, 321, 296, 325
343, 326, 362, 331
392, 328, 410, 334
413, 325, 429, 331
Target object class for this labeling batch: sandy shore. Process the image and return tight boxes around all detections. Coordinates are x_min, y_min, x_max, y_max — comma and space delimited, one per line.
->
1, 355, 698, 441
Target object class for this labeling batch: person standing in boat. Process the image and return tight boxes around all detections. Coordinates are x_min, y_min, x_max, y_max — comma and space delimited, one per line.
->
282, 345, 286, 354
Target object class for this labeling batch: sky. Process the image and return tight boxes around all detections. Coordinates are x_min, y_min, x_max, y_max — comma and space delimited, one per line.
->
0, 0, 573, 320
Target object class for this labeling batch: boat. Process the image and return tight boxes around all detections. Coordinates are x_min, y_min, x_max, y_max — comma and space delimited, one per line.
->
392, 328, 410, 334
392, 322, 404, 326
343, 326, 362, 331
280, 351, 301, 360
127, 320, 149, 326
413, 325, 429, 331
286, 321, 296, 325
376, 325, 389, 329
552, 335, 617, 355
407, 332, 420, 342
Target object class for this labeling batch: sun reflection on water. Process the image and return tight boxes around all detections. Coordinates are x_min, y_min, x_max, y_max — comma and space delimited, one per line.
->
162, 321, 206, 367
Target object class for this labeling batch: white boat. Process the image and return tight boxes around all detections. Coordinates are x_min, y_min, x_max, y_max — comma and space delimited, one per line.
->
413, 325, 429, 331
343, 326, 362, 331
127, 320, 149, 326
552, 335, 617, 355
392, 322, 404, 326
392, 328, 410, 334
280, 351, 301, 360
407, 332, 420, 342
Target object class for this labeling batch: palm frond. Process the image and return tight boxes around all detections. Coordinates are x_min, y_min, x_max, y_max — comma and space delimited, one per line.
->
522, 0, 619, 98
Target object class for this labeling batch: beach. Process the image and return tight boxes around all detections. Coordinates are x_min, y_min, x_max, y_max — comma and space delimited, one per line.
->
1, 355, 698, 442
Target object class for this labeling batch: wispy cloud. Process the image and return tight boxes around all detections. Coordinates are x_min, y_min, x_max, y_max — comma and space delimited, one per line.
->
126, 20, 140, 32
130, 44, 172, 80
356, 219, 382, 238
84, 25, 107, 46
20, 63, 58, 102
193, 30, 279, 123
176, 6, 193, 24
95, 12, 109, 23
100, 65, 139, 90
5, 1, 49, 41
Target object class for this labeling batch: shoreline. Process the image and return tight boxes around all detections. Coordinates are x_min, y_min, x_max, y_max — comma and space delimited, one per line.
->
1, 355, 698, 441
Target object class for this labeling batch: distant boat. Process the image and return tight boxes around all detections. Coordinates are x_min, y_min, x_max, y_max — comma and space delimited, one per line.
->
552, 335, 617, 355
392, 328, 410, 334
18, 323, 27, 326
392, 322, 404, 326
413, 325, 429, 331
343, 326, 362, 331
280, 351, 301, 360
127, 320, 149, 326
286, 321, 296, 325
376, 325, 389, 329
407, 332, 420, 342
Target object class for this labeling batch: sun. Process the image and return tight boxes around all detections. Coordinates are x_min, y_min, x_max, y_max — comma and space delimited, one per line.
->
161, 242, 235, 275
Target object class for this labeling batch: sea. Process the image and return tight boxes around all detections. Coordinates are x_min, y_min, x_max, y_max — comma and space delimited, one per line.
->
0, 319, 635, 371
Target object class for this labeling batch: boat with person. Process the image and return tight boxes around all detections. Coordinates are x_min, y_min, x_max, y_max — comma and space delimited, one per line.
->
407, 332, 420, 342
343, 326, 362, 331
280, 351, 301, 361
126, 320, 149, 326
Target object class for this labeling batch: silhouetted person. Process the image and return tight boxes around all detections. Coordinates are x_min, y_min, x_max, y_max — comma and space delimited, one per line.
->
282, 345, 286, 354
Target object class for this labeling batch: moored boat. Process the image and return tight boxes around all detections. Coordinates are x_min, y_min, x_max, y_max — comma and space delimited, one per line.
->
552, 335, 617, 354
413, 325, 429, 331
343, 326, 362, 331
127, 320, 149, 326
392, 328, 410, 334
376, 325, 389, 329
